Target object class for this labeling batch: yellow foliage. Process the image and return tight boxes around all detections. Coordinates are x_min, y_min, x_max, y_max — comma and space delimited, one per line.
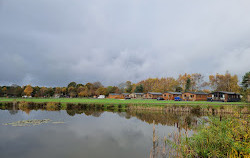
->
24, 85, 33, 96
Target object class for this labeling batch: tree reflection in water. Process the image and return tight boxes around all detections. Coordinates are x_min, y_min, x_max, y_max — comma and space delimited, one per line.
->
1, 103, 211, 129
1, 103, 234, 158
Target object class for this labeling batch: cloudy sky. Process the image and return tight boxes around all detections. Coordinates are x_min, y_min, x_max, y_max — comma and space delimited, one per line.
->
0, 0, 250, 87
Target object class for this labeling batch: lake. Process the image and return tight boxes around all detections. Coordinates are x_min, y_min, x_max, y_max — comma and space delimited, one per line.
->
0, 107, 209, 158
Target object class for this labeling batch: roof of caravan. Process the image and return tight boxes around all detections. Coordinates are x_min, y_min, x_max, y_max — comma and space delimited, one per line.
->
148, 92, 162, 95
164, 92, 182, 95
211, 91, 240, 95
183, 92, 208, 95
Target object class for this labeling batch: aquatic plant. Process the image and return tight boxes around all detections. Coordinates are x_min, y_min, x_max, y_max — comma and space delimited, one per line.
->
3, 119, 51, 126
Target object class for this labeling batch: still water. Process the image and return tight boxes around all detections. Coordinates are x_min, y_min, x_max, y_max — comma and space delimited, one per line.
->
0, 109, 198, 158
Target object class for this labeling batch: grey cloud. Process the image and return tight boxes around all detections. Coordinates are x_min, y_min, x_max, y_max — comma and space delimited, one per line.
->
0, 0, 250, 86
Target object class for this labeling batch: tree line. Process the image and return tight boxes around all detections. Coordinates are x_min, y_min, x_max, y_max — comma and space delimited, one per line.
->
0, 71, 249, 101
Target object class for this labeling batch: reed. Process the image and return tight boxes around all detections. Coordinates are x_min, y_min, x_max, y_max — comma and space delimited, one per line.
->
168, 113, 250, 157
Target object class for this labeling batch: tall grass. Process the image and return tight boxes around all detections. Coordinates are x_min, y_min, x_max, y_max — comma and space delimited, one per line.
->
168, 113, 250, 157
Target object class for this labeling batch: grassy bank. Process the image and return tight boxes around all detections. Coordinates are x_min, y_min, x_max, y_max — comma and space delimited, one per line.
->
168, 114, 250, 157
0, 98, 249, 113
0, 98, 249, 114
0, 97, 248, 106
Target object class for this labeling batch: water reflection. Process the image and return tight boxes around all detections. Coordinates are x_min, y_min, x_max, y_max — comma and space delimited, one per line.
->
2, 104, 209, 130
0, 104, 231, 158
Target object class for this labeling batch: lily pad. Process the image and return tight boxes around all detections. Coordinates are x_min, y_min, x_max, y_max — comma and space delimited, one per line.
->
3, 119, 51, 127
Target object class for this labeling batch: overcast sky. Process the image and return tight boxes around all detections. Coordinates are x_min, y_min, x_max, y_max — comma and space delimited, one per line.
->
0, 0, 250, 87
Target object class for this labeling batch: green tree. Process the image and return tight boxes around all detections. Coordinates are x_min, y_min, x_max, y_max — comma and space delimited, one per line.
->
134, 84, 143, 93
185, 78, 191, 92
67, 82, 77, 88
241, 71, 250, 90
32, 86, 40, 97
76, 84, 84, 88
175, 86, 183, 92
0, 87, 2, 97
46, 88, 55, 97
241, 71, 250, 102
125, 81, 133, 93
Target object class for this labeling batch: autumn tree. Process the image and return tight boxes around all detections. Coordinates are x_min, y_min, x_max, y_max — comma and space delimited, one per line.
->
191, 73, 205, 91
107, 86, 120, 94
55, 87, 62, 95
61, 87, 67, 96
68, 87, 77, 98
78, 86, 90, 97
24, 85, 33, 96
93, 82, 103, 89
162, 77, 180, 92
118, 82, 126, 93
39, 87, 48, 97
177, 73, 205, 92
2, 87, 7, 96
96, 87, 108, 96
209, 71, 240, 92
77, 86, 86, 97
85, 83, 96, 96
178, 73, 191, 91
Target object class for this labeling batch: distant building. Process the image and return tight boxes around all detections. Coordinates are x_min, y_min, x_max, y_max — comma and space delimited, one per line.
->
163, 92, 182, 100
182, 92, 210, 101
122, 93, 130, 98
210, 91, 241, 102
144, 92, 162, 99
108, 93, 124, 99
129, 93, 144, 99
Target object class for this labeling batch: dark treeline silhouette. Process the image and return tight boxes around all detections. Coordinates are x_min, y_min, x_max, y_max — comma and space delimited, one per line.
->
0, 72, 249, 100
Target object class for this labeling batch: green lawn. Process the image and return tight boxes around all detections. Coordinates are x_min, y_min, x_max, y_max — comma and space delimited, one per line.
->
0, 97, 248, 106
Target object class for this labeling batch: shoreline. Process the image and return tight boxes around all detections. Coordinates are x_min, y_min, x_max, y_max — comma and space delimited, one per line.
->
0, 99, 249, 114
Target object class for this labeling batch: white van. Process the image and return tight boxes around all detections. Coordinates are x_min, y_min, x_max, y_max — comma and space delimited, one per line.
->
97, 95, 105, 99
